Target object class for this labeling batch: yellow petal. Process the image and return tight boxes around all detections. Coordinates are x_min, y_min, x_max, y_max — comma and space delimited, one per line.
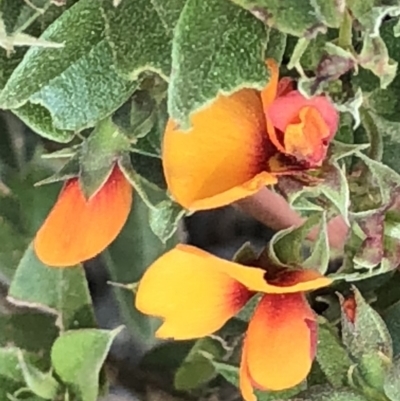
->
163, 89, 269, 210
135, 245, 252, 340
138, 245, 331, 302
244, 293, 317, 391
34, 166, 132, 267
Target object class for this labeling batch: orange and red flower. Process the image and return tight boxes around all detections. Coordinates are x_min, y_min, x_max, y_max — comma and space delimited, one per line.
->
135, 244, 332, 401
162, 60, 339, 211
34, 164, 132, 267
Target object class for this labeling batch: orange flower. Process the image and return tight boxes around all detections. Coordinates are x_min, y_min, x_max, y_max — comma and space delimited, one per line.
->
136, 244, 332, 401
34, 164, 132, 267
163, 60, 339, 210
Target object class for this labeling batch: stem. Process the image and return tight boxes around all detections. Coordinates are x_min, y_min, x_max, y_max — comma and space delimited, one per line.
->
287, 38, 310, 71
360, 107, 383, 162
338, 9, 353, 50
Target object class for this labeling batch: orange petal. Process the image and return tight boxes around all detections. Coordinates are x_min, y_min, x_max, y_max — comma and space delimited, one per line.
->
260, 59, 279, 108
34, 165, 132, 267
240, 338, 257, 401
244, 293, 317, 391
268, 91, 339, 137
283, 106, 331, 164
163, 89, 269, 210
135, 245, 252, 340
342, 295, 356, 324
181, 171, 277, 211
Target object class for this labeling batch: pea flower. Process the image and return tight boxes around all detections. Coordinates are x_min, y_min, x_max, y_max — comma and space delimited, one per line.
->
163, 60, 339, 211
34, 164, 132, 267
136, 244, 332, 401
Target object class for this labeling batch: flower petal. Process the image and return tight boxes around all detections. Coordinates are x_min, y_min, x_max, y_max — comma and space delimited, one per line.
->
240, 339, 257, 401
181, 171, 277, 211
135, 245, 252, 340
137, 245, 331, 300
34, 165, 132, 267
260, 59, 279, 108
163, 89, 269, 210
244, 293, 317, 391
283, 106, 331, 164
268, 91, 339, 137
266, 268, 332, 292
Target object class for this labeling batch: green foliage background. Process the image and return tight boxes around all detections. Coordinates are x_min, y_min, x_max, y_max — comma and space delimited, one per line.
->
1, 0, 400, 400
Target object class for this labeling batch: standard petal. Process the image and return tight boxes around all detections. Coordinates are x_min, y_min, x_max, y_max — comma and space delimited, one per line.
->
135, 245, 252, 340
244, 293, 317, 391
34, 166, 132, 267
162, 89, 269, 210
267, 91, 339, 137
137, 245, 331, 300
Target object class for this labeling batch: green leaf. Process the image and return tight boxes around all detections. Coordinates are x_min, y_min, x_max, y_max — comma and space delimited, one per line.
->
230, 0, 343, 37
0, 46, 25, 91
295, 386, 369, 401
384, 357, 400, 401
100, 0, 185, 79
0, 167, 60, 282
303, 216, 330, 274
103, 195, 178, 342
279, 161, 350, 224
168, 0, 269, 129
236, 293, 262, 322
51, 327, 121, 401
174, 337, 225, 391
0, 312, 58, 359
113, 86, 168, 158
269, 213, 329, 272
376, 115, 400, 174
362, 20, 400, 122
8, 243, 96, 331
12, 102, 75, 143
113, 89, 158, 140
0, 23, 64, 53
0, 0, 136, 133
18, 350, 59, 400
0, 346, 54, 400
316, 318, 353, 388
347, 1, 400, 35
384, 301, 400, 357
79, 118, 130, 198
340, 287, 393, 392
35, 154, 80, 186
0, 216, 30, 282
1, 0, 79, 36
264, 28, 287, 64
149, 200, 186, 244
0, 347, 26, 399
355, 152, 400, 204
358, 35, 397, 89
141, 341, 194, 373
